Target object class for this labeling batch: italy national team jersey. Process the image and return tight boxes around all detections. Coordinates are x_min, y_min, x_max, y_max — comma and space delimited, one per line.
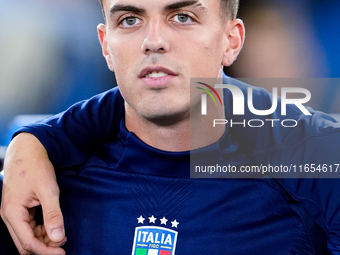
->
54, 121, 329, 254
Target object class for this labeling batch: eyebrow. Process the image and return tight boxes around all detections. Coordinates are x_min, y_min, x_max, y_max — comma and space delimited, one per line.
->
164, 0, 206, 11
109, 4, 146, 15
109, 0, 206, 16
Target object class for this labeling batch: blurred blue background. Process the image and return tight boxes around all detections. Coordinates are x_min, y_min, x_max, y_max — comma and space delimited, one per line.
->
0, 0, 116, 147
1, 0, 340, 149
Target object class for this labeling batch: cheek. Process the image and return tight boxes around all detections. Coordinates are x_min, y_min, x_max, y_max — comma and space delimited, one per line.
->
109, 48, 134, 86
201, 32, 224, 60
108, 36, 138, 72
178, 31, 224, 76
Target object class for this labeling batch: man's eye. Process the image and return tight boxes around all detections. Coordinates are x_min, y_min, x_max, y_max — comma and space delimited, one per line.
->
120, 16, 142, 28
172, 13, 195, 24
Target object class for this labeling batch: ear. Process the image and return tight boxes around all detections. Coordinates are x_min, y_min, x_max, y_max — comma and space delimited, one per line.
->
221, 19, 245, 67
97, 23, 115, 72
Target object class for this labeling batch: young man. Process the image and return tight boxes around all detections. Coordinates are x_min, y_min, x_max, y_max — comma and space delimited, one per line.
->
2, 0, 340, 254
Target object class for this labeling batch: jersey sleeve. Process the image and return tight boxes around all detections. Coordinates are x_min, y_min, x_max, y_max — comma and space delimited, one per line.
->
275, 176, 340, 255
272, 123, 340, 255
12, 87, 124, 168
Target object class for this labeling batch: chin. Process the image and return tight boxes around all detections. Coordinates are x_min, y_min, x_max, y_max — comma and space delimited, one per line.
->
141, 108, 190, 127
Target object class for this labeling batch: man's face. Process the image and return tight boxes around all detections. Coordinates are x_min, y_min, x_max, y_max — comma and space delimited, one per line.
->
99, 0, 230, 123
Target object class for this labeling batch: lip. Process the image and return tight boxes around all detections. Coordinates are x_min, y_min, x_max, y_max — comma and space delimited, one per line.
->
138, 66, 177, 89
138, 66, 177, 78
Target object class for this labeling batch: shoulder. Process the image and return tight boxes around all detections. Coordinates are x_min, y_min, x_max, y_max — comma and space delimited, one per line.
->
222, 77, 340, 157
69, 86, 123, 110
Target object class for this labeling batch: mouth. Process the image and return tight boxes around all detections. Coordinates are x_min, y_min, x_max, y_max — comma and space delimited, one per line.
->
138, 66, 177, 88
145, 71, 169, 78
139, 66, 177, 79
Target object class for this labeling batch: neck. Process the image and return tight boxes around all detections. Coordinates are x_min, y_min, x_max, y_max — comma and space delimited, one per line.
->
125, 103, 190, 151
125, 90, 226, 152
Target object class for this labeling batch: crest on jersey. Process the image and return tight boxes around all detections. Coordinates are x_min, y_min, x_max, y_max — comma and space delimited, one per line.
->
131, 226, 178, 255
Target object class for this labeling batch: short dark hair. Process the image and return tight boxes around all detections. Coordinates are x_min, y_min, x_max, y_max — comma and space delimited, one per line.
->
98, 0, 239, 20
221, 0, 239, 20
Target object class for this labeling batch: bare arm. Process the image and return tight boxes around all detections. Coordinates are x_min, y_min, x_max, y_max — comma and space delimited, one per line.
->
0, 88, 124, 254
1, 133, 66, 255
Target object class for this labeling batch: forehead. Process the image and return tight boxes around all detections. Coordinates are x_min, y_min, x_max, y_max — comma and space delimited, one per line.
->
102, 0, 221, 15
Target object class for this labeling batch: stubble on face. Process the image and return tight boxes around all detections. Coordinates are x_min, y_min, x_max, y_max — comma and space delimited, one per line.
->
151, 56, 158, 64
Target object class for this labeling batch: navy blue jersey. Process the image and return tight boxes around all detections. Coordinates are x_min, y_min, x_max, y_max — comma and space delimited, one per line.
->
55, 121, 329, 254
3, 74, 340, 254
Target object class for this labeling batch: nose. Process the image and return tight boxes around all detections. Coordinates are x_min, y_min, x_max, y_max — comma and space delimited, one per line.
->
141, 18, 170, 55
